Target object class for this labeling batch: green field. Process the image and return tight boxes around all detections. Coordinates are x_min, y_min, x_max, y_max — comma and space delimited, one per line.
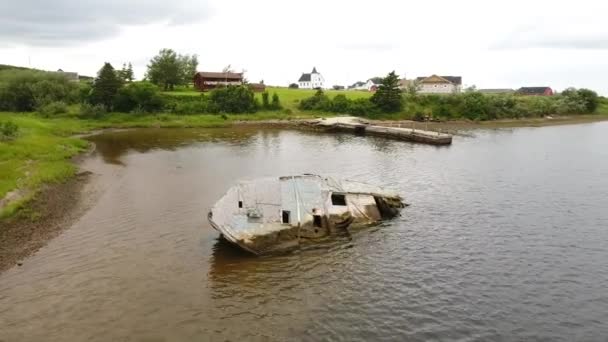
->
163, 86, 373, 111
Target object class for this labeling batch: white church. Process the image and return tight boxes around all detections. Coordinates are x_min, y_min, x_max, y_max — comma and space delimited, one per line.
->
297, 67, 325, 89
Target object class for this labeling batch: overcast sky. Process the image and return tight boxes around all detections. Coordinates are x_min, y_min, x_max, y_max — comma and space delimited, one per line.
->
1, 0, 607, 94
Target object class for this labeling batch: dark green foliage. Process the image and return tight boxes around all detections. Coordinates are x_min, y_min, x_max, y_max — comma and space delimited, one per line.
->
561, 88, 599, 113
0, 121, 19, 141
348, 98, 377, 116
0, 69, 79, 112
146, 49, 198, 90
461, 92, 490, 120
299, 90, 376, 115
288, 83, 299, 89
299, 89, 331, 111
164, 94, 210, 115
370, 71, 403, 112
79, 103, 107, 119
89, 63, 121, 110
261, 92, 270, 108
331, 94, 350, 113
208, 85, 257, 113
114, 82, 164, 113
38, 101, 69, 117
271, 93, 281, 110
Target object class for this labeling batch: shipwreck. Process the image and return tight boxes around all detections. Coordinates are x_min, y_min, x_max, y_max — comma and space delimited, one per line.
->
208, 174, 405, 255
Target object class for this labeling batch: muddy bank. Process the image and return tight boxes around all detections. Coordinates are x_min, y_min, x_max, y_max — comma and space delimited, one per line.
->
0, 172, 93, 272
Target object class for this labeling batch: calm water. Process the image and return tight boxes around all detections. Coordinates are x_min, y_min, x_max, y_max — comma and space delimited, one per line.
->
1, 123, 608, 341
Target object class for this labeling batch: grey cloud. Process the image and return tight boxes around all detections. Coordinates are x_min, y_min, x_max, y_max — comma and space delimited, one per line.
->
0, 0, 212, 46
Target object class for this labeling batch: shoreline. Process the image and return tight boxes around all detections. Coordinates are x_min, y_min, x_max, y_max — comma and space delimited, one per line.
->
1, 113, 608, 272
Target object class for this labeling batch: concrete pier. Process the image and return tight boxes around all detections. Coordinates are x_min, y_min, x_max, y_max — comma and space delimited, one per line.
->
315, 117, 452, 145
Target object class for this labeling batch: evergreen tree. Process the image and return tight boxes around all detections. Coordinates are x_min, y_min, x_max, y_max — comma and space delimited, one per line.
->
125, 62, 134, 82
261, 91, 270, 108
90, 62, 122, 109
118, 63, 128, 82
370, 71, 403, 112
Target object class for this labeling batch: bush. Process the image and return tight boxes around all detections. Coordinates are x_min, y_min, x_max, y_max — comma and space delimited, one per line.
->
113, 82, 164, 113
209, 86, 257, 113
331, 94, 350, 113
299, 89, 331, 111
349, 98, 377, 116
172, 99, 209, 114
288, 83, 299, 89
38, 101, 69, 117
0, 69, 79, 112
261, 91, 270, 108
79, 103, 107, 119
271, 93, 281, 110
0, 121, 19, 141
561, 88, 598, 113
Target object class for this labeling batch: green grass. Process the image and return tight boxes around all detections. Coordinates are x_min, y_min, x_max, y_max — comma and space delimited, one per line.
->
163, 86, 372, 112
0, 109, 327, 217
0, 114, 89, 217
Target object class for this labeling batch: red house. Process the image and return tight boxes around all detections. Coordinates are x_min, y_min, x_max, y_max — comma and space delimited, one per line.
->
193, 71, 243, 91
517, 87, 554, 96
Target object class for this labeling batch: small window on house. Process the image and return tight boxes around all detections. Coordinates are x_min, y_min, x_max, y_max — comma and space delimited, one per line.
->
331, 194, 347, 206
313, 215, 322, 227
238, 201, 243, 208
282, 210, 290, 224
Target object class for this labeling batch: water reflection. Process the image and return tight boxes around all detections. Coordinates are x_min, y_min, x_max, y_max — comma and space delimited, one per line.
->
1, 122, 608, 341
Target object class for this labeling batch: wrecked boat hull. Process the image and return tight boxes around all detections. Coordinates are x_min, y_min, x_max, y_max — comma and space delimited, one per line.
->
208, 174, 405, 255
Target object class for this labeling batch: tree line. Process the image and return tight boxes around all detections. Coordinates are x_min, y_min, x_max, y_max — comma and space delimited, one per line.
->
298, 71, 601, 120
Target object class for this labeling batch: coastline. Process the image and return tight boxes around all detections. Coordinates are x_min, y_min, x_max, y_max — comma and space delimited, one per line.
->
1, 113, 607, 272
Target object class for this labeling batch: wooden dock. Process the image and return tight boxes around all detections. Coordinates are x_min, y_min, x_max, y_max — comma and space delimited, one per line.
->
315, 117, 452, 145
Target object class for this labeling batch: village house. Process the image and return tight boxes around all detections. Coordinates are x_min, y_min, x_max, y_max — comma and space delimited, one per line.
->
349, 79, 381, 92
517, 87, 554, 96
193, 71, 243, 91
298, 67, 325, 89
416, 75, 463, 94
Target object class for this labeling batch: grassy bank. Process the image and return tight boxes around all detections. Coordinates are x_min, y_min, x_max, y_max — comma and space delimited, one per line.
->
0, 115, 89, 217
0, 110, 319, 217
2, 102, 608, 218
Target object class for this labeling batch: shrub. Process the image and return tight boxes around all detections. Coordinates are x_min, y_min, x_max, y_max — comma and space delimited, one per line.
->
331, 94, 350, 113
299, 89, 331, 111
271, 93, 281, 110
261, 91, 270, 108
113, 82, 164, 113
0, 121, 19, 141
0, 69, 79, 112
288, 83, 299, 89
461, 92, 491, 120
349, 98, 377, 116
38, 101, 69, 117
79, 103, 107, 119
561, 88, 598, 113
209, 85, 257, 113
172, 99, 209, 114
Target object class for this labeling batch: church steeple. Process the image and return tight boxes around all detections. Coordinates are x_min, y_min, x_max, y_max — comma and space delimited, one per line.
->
312, 67, 318, 74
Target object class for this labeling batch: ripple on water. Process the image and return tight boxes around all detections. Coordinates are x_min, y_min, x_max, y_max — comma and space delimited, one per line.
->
1, 124, 608, 341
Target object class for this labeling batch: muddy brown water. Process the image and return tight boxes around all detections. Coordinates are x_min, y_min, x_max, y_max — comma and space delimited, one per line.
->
2, 124, 608, 341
